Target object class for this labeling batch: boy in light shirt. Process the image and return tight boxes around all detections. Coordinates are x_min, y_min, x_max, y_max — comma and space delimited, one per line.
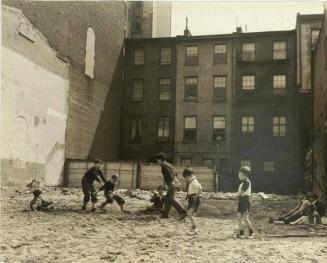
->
182, 167, 202, 234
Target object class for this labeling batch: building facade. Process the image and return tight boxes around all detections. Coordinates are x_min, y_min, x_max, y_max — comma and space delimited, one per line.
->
312, 6, 327, 203
232, 30, 299, 193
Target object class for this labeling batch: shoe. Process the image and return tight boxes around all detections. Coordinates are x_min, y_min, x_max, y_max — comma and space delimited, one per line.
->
90, 207, 96, 212
178, 212, 187, 220
81, 206, 86, 211
236, 234, 245, 239
248, 233, 255, 239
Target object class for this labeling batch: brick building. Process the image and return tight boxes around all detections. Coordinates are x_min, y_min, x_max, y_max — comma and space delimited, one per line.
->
232, 30, 300, 193
312, 5, 327, 203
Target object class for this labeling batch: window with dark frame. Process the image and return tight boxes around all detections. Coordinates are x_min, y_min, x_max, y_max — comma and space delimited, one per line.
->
273, 41, 287, 60
241, 116, 255, 133
242, 75, 255, 90
242, 43, 255, 61
134, 48, 144, 65
213, 76, 227, 100
185, 46, 199, 65
157, 116, 170, 140
273, 116, 286, 137
159, 79, 171, 101
130, 117, 142, 143
132, 79, 144, 101
273, 75, 286, 95
263, 161, 274, 171
184, 116, 197, 143
184, 77, 198, 101
160, 48, 172, 65
213, 116, 226, 142
214, 44, 227, 64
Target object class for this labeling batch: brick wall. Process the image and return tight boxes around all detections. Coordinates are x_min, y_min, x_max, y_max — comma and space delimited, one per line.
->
1, 6, 69, 186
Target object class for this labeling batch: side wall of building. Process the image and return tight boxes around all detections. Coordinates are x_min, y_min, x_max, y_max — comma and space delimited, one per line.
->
313, 7, 327, 203
1, 6, 69, 186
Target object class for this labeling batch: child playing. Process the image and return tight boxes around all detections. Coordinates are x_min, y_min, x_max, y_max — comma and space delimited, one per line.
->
182, 167, 202, 234
145, 185, 166, 213
97, 174, 128, 213
30, 189, 55, 211
235, 166, 255, 238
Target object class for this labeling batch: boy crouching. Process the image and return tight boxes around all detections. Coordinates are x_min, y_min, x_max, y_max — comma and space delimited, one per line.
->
97, 174, 128, 213
30, 189, 55, 212
182, 168, 202, 234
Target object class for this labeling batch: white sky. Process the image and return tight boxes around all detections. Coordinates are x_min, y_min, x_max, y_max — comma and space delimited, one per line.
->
171, 1, 324, 36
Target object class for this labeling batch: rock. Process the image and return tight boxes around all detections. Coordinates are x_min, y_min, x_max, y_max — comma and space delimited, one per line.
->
0, 244, 13, 251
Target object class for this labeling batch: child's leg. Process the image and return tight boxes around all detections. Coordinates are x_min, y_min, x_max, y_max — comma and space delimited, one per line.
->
237, 212, 244, 234
113, 194, 127, 212
243, 212, 254, 235
188, 208, 197, 230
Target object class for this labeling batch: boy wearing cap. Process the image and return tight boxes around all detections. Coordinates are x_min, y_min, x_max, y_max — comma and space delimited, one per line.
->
97, 174, 127, 212
81, 159, 106, 212
235, 166, 255, 238
183, 167, 202, 234
156, 153, 187, 219
30, 189, 55, 211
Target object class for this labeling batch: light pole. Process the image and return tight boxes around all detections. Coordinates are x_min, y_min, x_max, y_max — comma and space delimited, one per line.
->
215, 135, 224, 192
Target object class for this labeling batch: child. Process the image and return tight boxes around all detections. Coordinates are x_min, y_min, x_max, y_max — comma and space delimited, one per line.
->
30, 189, 55, 211
309, 194, 325, 224
182, 167, 202, 234
81, 159, 106, 212
97, 174, 128, 213
145, 185, 166, 213
235, 166, 254, 238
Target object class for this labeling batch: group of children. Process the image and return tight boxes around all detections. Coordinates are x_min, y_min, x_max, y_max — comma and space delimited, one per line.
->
28, 153, 325, 238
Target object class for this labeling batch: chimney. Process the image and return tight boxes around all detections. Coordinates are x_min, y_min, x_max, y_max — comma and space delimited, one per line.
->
184, 17, 192, 37
236, 27, 243, 34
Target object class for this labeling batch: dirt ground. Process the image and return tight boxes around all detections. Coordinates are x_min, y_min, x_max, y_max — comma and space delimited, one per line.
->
1, 186, 327, 263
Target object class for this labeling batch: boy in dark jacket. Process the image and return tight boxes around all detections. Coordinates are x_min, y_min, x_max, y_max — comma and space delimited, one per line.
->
144, 185, 166, 213
97, 174, 127, 212
81, 159, 106, 212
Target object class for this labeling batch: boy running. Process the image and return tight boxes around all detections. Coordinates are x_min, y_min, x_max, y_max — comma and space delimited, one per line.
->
235, 166, 255, 238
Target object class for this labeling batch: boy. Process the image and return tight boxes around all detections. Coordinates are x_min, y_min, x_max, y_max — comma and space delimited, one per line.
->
30, 189, 55, 211
156, 153, 187, 219
145, 185, 166, 213
235, 166, 254, 238
81, 159, 106, 212
183, 167, 202, 234
309, 194, 325, 224
97, 174, 128, 213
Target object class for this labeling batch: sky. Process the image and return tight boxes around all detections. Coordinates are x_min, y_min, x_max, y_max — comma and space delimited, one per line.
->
171, 1, 324, 36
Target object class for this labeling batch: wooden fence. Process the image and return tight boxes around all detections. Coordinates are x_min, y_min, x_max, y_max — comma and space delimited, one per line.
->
64, 159, 217, 192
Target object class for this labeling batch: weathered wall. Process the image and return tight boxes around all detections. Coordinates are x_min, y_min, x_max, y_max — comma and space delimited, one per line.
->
1, 6, 69, 186
4, 0, 127, 161
313, 6, 327, 203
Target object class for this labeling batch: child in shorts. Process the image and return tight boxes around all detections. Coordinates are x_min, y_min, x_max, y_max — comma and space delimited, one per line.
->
182, 167, 202, 234
235, 166, 254, 238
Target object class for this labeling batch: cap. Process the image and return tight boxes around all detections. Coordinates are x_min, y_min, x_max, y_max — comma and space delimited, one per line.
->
182, 167, 193, 177
94, 159, 103, 164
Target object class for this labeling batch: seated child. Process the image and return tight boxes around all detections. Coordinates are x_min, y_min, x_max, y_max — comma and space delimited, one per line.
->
309, 194, 325, 224
182, 167, 202, 234
97, 174, 128, 213
30, 189, 55, 211
145, 185, 165, 213
278, 193, 312, 224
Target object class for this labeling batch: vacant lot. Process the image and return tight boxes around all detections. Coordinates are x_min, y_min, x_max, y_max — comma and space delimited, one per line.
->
1, 187, 327, 263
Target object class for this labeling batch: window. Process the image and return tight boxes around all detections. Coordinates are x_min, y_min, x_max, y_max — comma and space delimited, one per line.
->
311, 29, 320, 49
202, 159, 214, 168
214, 44, 227, 64
242, 75, 255, 90
273, 75, 286, 95
158, 116, 170, 140
159, 79, 171, 101
134, 48, 144, 65
184, 116, 197, 143
132, 80, 144, 101
241, 116, 255, 133
181, 158, 192, 166
273, 41, 287, 60
184, 77, 198, 101
242, 43, 255, 61
273, 116, 286, 137
263, 161, 274, 171
160, 48, 172, 65
213, 76, 227, 100
130, 117, 142, 143
241, 160, 251, 168
213, 116, 226, 142
85, 27, 95, 79
185, 46, 198, 65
